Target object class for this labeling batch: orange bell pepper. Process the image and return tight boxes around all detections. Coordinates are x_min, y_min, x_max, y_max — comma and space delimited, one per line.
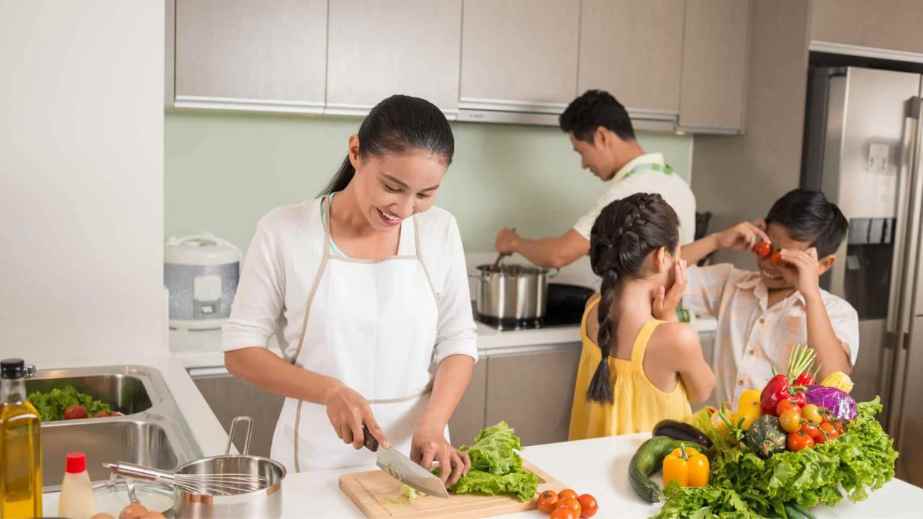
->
662, 444, 710, 488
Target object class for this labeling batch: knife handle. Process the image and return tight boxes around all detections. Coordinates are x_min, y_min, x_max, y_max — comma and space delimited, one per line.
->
362, 424, 380, 452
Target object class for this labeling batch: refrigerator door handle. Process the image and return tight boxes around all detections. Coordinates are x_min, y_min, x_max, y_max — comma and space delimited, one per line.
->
886, 113, 920, 336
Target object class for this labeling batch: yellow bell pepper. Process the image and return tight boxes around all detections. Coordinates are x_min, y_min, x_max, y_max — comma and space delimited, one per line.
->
820, 371, 854, 394
736, 389, 762, 430
662, 445, 710, 488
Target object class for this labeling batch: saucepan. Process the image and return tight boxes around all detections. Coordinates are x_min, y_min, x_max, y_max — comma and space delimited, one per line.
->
471, 257, 558, 327
107, 416, 286, 519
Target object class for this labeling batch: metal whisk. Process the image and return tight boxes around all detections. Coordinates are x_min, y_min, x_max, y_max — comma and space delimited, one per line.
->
104, 462, 270, 496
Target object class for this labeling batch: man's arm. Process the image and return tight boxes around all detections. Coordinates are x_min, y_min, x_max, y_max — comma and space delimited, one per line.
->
495, 228, 589, 269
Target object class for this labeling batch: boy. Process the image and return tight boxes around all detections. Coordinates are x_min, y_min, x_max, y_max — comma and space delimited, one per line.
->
680, 189, 858, 405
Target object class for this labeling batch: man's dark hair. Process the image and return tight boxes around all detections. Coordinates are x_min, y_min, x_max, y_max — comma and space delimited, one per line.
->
765, 189, 848, 258
559, 90, 636, 143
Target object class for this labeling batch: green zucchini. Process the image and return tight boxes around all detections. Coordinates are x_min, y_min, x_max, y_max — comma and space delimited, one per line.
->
785, 503, 816, 519
651, 419, 713, 451
628, 435, 685, 503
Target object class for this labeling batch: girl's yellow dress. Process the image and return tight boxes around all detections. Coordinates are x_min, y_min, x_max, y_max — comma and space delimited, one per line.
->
569, 294, 692, 440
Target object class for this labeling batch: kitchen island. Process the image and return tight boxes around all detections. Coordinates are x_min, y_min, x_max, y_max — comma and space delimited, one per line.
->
268, 433, 923, 518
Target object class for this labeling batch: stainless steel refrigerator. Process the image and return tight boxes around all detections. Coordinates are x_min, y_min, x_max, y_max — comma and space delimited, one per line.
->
803, 66, 923, 487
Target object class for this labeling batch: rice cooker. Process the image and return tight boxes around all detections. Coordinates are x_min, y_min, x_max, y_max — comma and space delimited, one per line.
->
164, 234, 241, 331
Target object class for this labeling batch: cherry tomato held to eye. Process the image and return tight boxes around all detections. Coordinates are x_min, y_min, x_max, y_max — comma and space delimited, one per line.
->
537, 490, 559, 513
577, 494, 599, 518
771, 250, 783, 265
753, 241, 772, 258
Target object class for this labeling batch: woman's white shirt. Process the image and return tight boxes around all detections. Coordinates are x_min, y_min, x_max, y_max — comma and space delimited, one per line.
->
222, 198, 479, 366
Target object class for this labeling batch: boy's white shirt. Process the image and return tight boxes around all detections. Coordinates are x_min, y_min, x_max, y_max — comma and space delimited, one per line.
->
684, 263, 859, 406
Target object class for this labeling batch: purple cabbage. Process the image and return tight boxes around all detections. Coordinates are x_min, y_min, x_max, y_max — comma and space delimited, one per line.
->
805, 384, 857, 421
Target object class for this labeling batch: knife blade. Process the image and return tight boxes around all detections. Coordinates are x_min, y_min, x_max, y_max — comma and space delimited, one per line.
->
363, 425, 450, 498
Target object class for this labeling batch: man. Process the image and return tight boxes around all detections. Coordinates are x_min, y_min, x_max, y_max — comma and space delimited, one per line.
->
495, 90, 697, 268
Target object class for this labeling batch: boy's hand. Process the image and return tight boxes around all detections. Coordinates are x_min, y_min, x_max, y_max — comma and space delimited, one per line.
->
779, 247, 822, 299
653, 259, 688, 322
715, 220, 771, 251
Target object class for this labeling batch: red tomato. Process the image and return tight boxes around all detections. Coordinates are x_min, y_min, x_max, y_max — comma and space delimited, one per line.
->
787, 430, 815, 452
801, 423, 823, 443
753, 241, 772, 258
537, 490, 559, 513
558, 489, 578, 502
550, 507, 578, 519
788, 391, 807, 408
820, 421, 840, 441
780, 409, 803, 433
63, 404, 88, 420
577, 494, 598, 518
776, 399, 798, 417
557, 497, 582, 517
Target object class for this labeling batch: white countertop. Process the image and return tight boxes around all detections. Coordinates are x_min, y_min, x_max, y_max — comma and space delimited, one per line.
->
258, 434, 923, 518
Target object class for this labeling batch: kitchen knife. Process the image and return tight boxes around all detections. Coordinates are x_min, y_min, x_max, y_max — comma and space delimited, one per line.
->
363, 425, 450, 498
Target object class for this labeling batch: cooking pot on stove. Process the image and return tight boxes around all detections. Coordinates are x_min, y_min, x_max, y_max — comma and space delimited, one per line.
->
472, 263, 556, 328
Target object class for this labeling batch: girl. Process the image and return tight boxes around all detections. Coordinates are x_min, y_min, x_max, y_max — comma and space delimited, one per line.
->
569, 193, 715, 439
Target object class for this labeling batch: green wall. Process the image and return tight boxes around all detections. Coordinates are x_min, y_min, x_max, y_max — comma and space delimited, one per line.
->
165, 111, 693, 253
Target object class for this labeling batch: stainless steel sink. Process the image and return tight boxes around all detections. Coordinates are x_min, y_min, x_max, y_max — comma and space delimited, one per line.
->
27, 365, 202, 491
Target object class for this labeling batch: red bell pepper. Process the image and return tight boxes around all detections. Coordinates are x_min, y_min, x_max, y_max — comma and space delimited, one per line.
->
760, 374, 789, 415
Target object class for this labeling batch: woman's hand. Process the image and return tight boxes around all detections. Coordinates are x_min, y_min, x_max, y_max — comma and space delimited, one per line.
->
411, 425, 471, 486
323, 382, 389, 450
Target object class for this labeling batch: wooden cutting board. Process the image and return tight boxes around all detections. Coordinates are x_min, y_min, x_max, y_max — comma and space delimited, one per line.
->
339, 461, 565, 518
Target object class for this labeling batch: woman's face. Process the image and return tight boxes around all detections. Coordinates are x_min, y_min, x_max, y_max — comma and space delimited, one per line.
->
349, 136, 447, 231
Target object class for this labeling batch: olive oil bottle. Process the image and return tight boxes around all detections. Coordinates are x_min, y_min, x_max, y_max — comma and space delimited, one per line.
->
0, 358, 43, 519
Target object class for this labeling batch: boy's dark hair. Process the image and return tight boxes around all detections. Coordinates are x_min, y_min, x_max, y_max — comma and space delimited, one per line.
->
765, 189, 848, 258
586, 193, 679, 403
559, 90, 636, 144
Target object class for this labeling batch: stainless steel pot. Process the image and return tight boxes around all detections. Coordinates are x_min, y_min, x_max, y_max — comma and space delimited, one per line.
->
472, 263, 555, 327
107, 416, 286, 519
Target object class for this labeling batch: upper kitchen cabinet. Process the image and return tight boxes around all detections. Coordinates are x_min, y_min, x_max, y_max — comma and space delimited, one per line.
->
678, 0, 751, 133
174, 0, 327, 114
578, 0, 685, 125
811, 0, 923, 56
327, 0, 462, 117
459, 0, 580, 114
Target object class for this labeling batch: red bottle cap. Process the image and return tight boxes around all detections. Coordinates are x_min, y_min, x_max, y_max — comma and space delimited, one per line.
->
65, 452, 86, 474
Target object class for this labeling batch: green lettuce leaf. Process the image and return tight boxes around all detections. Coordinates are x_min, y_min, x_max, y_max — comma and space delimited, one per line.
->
449, 421, 538, 502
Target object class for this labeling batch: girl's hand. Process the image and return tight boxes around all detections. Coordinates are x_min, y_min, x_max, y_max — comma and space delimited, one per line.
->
653, 259, 688, 321
716, 220, 770, 251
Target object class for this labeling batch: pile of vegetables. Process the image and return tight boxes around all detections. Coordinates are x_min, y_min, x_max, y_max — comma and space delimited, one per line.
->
448, 421, 539, 502
628, 345, 898, 519
27, 385, 119, 421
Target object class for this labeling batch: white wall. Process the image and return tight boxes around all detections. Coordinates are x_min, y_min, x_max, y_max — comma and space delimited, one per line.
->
0, 1, 166, 363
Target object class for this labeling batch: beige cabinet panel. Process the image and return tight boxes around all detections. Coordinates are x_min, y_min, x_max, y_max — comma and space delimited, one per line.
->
327, 0, 461, 115
192, 373, 285, 458
811, 0, 923, 55
165, 0, 175, 108
679, 0, 751, 133
460, 0, 580, 111
175, 0, 327, 112
448, 359, 487, 447
578, 0, 684, 118
485, 345, 581, 447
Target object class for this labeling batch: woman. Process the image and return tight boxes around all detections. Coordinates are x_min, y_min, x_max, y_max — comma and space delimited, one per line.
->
223, 95, 477, 486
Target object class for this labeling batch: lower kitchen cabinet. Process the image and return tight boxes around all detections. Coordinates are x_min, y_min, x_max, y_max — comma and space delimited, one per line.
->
192, 372, 284, 458
485, 344, 582, 447
448, 358, 488, 447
